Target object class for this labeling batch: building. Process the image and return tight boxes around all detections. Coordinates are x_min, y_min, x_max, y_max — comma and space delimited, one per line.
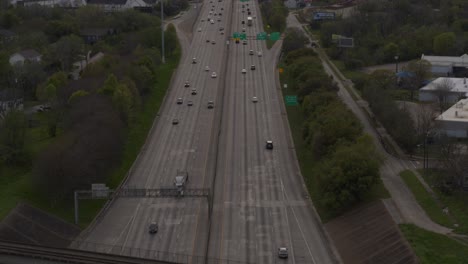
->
9, 49, 42, 66
16, 0, 85, 7
419, 77, 468, 103
436, 98, 468, 138
421, 54, 468, 77
0, 29, 17, 44
0, 89, 23, 120
86, 0, 150, 12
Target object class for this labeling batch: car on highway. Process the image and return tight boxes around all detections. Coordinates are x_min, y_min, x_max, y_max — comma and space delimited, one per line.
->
243, 40, 247, 45
219, 27, 224, 31
212, 40, 216, 44
176, 98, 183, 104
249, 49, 254, 55
241, 9, 244, 13
235, 39, 240, 43
207, 101, 214, 109
201, 19, 205, 22
257, 51, 262, 57
266, 140, 274, 150
278, 247, 288, 258
149, 222, 158, 234
248, 11, 251, 15
172, 118, 179, 125
192, 57, 197, 64
174, 170, 188, 188
191, 88, 197, 95
252, 96, 258, 103
187, 100, 193, 106
241, 20, 245, 24
242, 69, 246, 74
209, 10, 213, 14
242, 28, 246, 32
205, 66, 210, 71
221, 7, 224, 10
217, 18, 221, 22
197, 27, 202, 32
211, 72, 217, 78
214, 12, 217, 16
221, 31, 224, 35
251, 65, 255, 70
210, 19, 215, 24
206, 39, 211, 43
184, 81, 190, 87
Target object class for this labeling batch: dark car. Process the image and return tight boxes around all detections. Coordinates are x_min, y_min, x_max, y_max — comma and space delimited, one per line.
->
149, 222, 158, 234
266, 140, 273, 149
172, 119, 179, 125
207, 101, 214, 109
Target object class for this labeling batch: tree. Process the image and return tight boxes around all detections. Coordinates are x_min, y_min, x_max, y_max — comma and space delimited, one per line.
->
433, 32, 456, 55
164, 24, 178, 56
369, 69, 396, 90
50, 34, 84, 72
282, 28, 308, 54
415, 103, 437, 141
402, 59, 432, 100
0, 110, 29, 165
99, 74, 118, 95
0, 10, 20, 29
319, 135, 380, 212
433, 78, 455, 113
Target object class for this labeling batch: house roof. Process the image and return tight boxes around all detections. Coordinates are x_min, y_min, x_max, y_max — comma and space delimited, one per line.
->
421, 54, 468, 67
0, 29, 16, 37
436, 98, 468, 123
18, 49, 41, 59
87, 0, 127, 5
420, 77, 468, 93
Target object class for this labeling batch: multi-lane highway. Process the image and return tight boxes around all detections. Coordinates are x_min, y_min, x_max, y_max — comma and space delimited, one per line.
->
76, 1, 338, 263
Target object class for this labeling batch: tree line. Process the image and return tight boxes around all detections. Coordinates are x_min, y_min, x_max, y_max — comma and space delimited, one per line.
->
283, 28, 381, 216
0, 7, 179, 203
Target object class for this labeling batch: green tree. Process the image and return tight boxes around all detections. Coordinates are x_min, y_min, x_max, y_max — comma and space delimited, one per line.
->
50, 35, 84, 72
320, 135, 380, 212
68, 90, 89, 104
402, 59, 432, 100
0, 110, 29, 165
164, 24, 178, 56
382, 42, 399, 62
0, 10, 20, 29
282, 28, 308, 54
433, 32, 456, 55
99, 74, 119, 95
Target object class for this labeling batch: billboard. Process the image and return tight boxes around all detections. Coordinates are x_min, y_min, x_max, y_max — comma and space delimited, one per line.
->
313, 12, 335, 21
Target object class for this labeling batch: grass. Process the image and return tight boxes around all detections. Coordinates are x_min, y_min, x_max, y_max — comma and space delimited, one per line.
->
0, 51, 181, 228
399, 170, 454, 229
420, 169, 468, 234
400, 224, 468, 264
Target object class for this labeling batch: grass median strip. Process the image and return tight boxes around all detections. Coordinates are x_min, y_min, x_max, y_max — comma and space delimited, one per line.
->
399, 170, 453, 228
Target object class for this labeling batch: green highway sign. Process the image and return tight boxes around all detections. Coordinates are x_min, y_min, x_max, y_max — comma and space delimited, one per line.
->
285, 95, 298, 106
256, 32, 267, 40
233, 32, 240, 38
240, 33, 246, 40
270, 32, 280, 41
240, 0, 249, 2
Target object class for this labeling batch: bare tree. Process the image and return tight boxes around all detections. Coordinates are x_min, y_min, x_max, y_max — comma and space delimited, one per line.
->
438, 137, 468, 191
415, 103, 437, 138
433, 78, 455, 114
402, 59, 432, 101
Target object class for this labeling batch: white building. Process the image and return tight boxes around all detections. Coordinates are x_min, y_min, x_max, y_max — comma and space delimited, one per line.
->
9, 49, 42, 66
86, 0, 149, 12
419, 77, 468, 103
436, 98, 468, 138
421, 54, 468, 76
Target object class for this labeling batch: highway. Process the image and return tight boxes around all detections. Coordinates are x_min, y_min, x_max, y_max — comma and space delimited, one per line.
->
76, 1, 338, 263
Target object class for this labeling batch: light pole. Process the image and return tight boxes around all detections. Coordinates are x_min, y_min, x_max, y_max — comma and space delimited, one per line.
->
394, 55, 399, 73
161, 0, 165, 64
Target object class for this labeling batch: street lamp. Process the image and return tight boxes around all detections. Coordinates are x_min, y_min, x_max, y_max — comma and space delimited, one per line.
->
394, 55, 399, 73
161, 0, 165, 64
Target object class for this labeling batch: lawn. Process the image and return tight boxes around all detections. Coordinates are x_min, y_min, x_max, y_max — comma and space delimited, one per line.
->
401, 224, 468, 264
420, 169, 468, 234
399, 170, 454, 229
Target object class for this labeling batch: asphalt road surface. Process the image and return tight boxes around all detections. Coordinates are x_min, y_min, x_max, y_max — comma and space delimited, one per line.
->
76, 2, 338, 264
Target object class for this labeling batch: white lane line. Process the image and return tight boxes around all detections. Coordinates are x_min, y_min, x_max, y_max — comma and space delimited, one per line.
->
281, 178, 317, 264
105, 202, 139, 254
120, 203, 141, 254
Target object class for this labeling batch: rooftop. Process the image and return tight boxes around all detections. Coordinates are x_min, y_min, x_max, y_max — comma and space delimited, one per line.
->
18, 49, 41, 59
420, 77, 468, 93
421, 54, 468, 67
436, 98, 468, 122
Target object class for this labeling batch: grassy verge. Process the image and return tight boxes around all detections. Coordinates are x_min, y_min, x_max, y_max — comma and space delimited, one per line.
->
400, 224, 468, 264
400, 170, 454, 229
419, 169, 468, 234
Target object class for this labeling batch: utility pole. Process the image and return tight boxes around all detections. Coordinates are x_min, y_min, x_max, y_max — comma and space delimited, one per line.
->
161, 0, 165, 64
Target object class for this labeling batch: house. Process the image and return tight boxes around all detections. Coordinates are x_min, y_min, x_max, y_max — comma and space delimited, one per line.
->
9, 49, 42, 66
436, 98, 468, 138
0, 89, 23, 120
421, 54, 468, 77
79, 28, 116, 44
86, 0, 149, 12
0, 29, 17, 44
15, 0, 85, 7
419, 77, 468, 103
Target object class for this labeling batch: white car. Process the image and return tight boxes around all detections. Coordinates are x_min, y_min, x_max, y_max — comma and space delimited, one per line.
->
241, 69, 247, 74
252, 96, 258, 103
211, 72, 217, 78
192, 57, 197, 64
205, 66, 210, 71
211, 40, 216, 44
210, 19, 215, 24
278, 247, 288, 258
184, 81, 190, 87
257, 51, 262, 57
242, 28, 246, 32
197, 27, 202, 32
